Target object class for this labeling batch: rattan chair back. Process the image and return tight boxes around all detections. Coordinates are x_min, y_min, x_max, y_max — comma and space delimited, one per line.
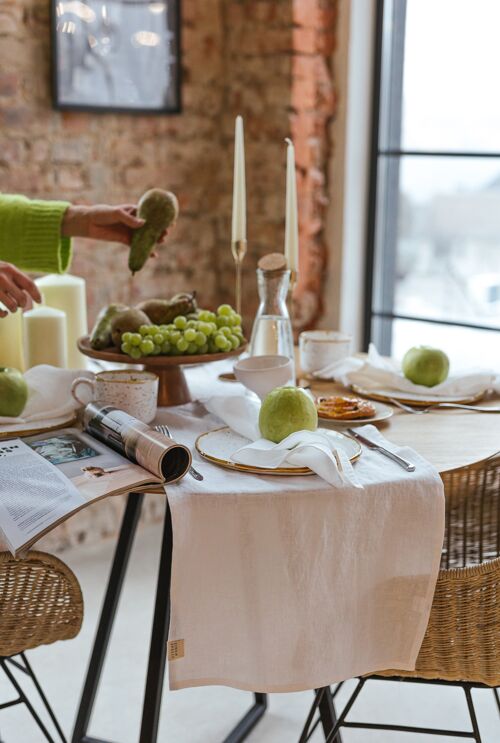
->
378, 453, 500, 686
0, 550, 83, 658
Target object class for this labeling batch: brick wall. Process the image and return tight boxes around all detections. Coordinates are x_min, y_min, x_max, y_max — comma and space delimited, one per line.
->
1, 0, 336, 331
292, 0, 337, 329
0, 0, 337, 550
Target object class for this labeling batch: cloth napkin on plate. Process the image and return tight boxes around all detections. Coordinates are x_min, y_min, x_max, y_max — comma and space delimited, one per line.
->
315, 343, 500, 398
0, 365, 93, 427
204, 394, 361, 488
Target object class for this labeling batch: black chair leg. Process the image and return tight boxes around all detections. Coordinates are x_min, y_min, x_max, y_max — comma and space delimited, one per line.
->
464, 685, 483, 743
316, 687, 343, 743
19, 653, 67, 743
0, 658, 63, 743
494, 687, 500, 715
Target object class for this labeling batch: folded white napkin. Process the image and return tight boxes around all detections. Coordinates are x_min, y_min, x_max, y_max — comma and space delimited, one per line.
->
315, 343, 500, 398
0, 365, 93, 426
204, 394, 361, 488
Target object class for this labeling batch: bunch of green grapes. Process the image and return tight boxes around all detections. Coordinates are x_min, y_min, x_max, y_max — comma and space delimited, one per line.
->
120, 304, 245, 359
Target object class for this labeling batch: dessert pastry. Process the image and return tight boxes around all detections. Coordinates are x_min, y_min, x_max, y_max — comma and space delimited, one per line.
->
316, 395, 376, 420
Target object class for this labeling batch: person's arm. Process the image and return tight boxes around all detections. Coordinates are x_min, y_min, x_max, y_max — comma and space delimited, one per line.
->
0, 197, 151, 277
0, 194, 72, 274
61, 204, 145, 245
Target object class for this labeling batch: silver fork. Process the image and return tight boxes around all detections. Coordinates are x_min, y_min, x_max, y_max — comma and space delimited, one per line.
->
155, 424, 204, 481
389, 398, 500, 415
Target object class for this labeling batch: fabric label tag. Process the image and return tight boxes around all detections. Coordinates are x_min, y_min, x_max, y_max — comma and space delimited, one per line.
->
167, 639, 185, 661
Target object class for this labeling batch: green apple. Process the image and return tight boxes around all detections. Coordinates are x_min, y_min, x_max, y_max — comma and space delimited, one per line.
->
402, 346, 450, 387
0, 367, 29, 417
259, 386, 318, 443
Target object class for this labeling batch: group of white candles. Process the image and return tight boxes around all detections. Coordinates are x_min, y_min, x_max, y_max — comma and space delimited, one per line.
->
0, 274, 88, 372
232, 116, 299, 276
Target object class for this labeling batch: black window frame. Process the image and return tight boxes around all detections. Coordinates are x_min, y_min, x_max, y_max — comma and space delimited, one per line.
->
363, 0, 500, 352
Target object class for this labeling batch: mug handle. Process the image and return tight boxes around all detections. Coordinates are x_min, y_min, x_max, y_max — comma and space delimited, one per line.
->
71, 377, 95, 406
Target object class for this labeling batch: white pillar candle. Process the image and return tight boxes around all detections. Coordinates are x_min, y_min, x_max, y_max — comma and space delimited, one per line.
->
23, 307, 67, 369
0, 308, 24, 371
284, 138, 299, 275
36, 274, 88, 369
231, 115, 247, 243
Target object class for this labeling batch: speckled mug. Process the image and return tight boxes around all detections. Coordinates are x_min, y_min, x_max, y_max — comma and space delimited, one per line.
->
71, 370, 158, 423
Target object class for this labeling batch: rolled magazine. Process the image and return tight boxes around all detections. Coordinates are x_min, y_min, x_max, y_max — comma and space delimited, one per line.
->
82, 403, 191, 483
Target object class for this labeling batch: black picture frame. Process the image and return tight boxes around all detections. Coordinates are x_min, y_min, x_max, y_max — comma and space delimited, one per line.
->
51, 0, 181, 115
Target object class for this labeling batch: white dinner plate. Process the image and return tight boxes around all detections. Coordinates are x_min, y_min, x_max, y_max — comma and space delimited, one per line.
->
351, 384, 487, 407
317, 400, 394, 427
195, 426, 362, 476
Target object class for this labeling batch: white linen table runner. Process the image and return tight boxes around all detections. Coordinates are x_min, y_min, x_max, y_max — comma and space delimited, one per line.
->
160, 370, 445, 693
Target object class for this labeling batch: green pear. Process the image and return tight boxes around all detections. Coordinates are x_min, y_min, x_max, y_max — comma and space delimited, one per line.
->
129, 189, 179, 274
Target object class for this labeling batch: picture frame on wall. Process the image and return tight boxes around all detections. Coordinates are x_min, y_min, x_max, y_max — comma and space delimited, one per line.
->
51, 0, 181, 114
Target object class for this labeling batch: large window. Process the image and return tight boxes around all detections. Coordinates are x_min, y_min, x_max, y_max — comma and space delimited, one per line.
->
365, 0, 500, 367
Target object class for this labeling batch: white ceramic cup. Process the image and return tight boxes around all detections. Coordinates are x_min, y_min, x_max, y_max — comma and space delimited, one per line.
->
299, 330, 352, 375
71, 370, 159, 423
233, 355, 294, 399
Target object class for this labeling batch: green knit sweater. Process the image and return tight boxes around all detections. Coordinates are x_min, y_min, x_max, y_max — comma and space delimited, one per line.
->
0, 194, 72, 274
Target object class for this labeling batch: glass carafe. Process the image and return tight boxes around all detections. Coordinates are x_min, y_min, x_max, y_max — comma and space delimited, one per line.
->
249, 266, 295, 383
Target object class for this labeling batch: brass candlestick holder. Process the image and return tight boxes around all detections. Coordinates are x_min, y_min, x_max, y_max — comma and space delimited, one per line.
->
231, 238, 247, 316
288, 268, 297, 329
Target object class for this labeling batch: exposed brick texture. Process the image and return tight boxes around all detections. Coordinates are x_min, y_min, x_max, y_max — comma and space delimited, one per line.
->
1, 0, 336, 332
0, 0, 337, 549
291, 0, 337, 329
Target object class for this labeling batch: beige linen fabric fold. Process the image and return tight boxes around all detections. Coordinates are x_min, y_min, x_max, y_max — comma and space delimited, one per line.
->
160, 401, 445, 693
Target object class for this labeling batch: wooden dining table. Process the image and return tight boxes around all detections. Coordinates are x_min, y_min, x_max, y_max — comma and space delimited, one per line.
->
71, 370, 500, 743
307, 377, 500, 473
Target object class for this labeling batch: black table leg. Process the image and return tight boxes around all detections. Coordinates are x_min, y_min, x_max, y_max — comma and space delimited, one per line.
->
72, 493, 144, 743
138, 503, 173, 742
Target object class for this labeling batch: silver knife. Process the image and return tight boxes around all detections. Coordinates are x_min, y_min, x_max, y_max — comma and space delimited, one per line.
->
347, 428, 416, 472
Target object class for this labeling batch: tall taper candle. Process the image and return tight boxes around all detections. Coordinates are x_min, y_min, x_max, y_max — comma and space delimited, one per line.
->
231, 115, 247, 315
284, 138, 299, 277
231, 116, 246, 243
36, 274, 88, 369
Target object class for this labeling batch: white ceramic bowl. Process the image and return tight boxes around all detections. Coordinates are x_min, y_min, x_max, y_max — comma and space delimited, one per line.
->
233, 355, 294, 399
299, 330, 352, 375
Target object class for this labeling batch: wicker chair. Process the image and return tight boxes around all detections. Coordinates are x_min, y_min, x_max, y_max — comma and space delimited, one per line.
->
0, 550, 83, 743
300, 453, 500, 743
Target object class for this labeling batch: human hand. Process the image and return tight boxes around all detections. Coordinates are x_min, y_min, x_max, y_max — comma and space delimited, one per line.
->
61, 204, 168, 247
0, 261, 42, 317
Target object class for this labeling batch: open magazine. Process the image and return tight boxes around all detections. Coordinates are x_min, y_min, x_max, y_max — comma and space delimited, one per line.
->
0, 403, 191, 556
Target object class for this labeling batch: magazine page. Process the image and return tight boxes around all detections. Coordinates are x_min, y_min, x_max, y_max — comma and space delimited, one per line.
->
82, 403, 191, 483
23, 428, 161, 504
0, 438, 86, 554
0, 428, 162, 555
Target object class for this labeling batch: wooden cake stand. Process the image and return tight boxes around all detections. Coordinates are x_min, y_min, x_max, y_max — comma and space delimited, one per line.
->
78, 336, 244, 407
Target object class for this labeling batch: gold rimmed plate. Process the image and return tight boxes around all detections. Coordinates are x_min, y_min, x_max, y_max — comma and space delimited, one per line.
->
0, 414, 78, 441
196, 427, 362, 476
351, 385, 487, 408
